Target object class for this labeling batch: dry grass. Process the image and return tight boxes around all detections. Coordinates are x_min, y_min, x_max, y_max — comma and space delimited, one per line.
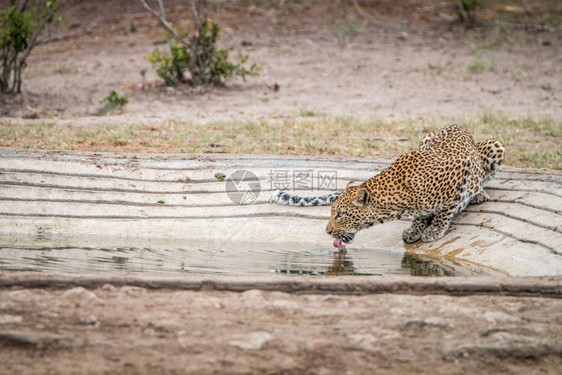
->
1, 114, 560, 169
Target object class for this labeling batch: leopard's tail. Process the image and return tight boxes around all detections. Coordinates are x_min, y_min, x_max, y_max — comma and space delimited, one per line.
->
268, 190, 342, 206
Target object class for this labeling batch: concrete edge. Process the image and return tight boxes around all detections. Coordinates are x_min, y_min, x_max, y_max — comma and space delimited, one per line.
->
1, 272, 560, 298
2, 147, 561, 175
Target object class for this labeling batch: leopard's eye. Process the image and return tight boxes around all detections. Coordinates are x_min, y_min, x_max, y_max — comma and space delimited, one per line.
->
335, 210, 345, 219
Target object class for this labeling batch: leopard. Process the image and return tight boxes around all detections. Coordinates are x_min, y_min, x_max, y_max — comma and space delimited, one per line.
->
269, 124, 505, 248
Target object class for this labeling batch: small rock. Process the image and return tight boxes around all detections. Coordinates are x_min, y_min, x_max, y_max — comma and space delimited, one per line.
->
79, 315, 98, 325
229, 331, 272, 350
439, 305, 481, 316
240, 289, 265, 301
8, 289, 48, 302
99, 284, 117, 292
62, 287, 98, 300
305, 337, 333, 350
39, 311, 58, 319
0, 330, 76, 349
143, 328, 158, 337
481, 325, 544, 337
272, 299, 299, 309
389, 307, 408, 316
424, 317, 452, 329
0, 315, 23, 324
403, 317, 452, 331
487, 331, 534, 344
177, 335, 190, 349
120, 286, 147, 297
347, 333, 379, 351
482, 311, 520, 324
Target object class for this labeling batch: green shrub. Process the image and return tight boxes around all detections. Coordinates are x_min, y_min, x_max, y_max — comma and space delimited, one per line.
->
147, 19, 260, 86
99, 90, 128, 113
455, 0, 482, 24
0, 1, 66, 94
332, 15, 365, 45
467, 56, 492, 74
460, 0, 481, 12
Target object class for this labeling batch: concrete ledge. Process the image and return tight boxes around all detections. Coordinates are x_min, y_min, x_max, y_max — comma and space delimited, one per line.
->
1, 272, 561, 298
1, 148, 561, 276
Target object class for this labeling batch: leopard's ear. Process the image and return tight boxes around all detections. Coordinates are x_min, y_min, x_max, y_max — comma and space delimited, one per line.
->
345, 181, 356, 190
352, 188, 369, 208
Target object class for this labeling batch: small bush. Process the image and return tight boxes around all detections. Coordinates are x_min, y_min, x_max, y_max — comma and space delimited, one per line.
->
299, 108, 322, 117
467, 56, 492, 74
332, 15, 365, 45
99, 91, 128, 113
492, 20, 508, 46
455, 0, 482, 24
145, 12, 260, 86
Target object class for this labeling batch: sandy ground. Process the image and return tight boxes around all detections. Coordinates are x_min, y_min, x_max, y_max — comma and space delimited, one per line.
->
1, 0, 560, 125
1, 275, 562, 374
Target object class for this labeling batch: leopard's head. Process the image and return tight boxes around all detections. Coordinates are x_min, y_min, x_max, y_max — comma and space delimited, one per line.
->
326, 183, 378, 249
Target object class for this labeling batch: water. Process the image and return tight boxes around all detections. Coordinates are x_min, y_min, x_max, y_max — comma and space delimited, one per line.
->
0, 235, 486, 277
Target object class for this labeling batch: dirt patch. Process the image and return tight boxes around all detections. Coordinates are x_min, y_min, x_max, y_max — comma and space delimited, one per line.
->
1, 0, 560, 124
1, 275, 561, 374
1, 0, 560, 168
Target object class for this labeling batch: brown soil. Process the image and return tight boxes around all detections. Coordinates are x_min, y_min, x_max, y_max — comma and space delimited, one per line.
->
1, 0, 560, 125
1, 275, 561, 374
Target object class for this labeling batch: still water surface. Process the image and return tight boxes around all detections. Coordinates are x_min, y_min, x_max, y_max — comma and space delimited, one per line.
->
0, 235, 485, 276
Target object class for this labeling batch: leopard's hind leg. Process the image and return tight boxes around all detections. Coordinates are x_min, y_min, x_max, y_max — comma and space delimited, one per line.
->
470, 190, 489, 205
418, 131, 436, 151
476, 140, 505, 183
469, 140, 505, 205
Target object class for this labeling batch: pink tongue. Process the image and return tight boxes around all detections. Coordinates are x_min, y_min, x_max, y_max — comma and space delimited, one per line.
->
333, 238, 346, 250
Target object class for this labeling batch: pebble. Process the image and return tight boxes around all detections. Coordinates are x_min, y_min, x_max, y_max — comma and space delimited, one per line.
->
39, 311, 59, 319
99, 284, 117, 292
482, 311, 520, 324
240, 289, 264, 300
143, 328, 158, 337
0, 315, 23, 324
79, 315, 98, 325
0, 330, 75, 349
62, 287, 98, 300
120, 286, 147, 297
229, 331, 272, 350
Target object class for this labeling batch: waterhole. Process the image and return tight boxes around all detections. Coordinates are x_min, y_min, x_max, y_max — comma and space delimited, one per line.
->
0, 235, 489, 277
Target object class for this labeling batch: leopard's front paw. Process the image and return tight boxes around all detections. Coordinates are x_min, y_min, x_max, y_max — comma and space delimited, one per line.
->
421, 226, 448, 243
402, 228, 422, 243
